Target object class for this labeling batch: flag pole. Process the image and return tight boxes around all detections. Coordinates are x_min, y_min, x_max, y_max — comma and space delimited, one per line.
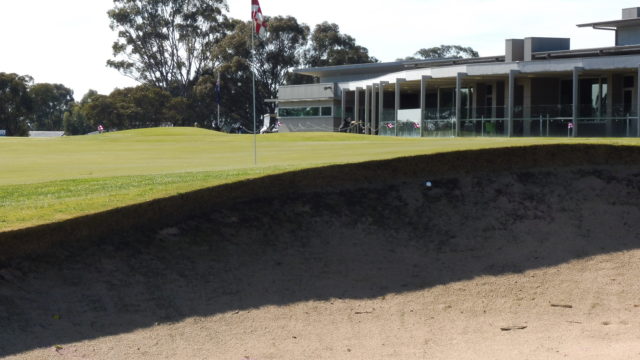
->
216, 72, 220, 128
251, 14, 257, 165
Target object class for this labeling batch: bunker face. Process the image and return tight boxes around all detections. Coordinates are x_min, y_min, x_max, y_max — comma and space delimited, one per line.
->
2, 165, 640, 359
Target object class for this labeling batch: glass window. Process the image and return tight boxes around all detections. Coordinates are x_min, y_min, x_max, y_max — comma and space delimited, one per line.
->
279, 106, 333, 118
624, 76, 635, 88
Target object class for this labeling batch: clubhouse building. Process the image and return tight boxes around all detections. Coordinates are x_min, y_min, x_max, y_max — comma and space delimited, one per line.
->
276, 7, 640, 137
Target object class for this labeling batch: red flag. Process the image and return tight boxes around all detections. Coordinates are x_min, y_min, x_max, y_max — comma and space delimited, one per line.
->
251, 0, 267, 37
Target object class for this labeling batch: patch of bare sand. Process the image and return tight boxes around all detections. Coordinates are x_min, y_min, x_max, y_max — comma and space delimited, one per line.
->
2, 165, 640, 359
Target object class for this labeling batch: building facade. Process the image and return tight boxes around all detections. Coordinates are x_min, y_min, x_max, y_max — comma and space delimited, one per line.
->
277, 7, 640, 137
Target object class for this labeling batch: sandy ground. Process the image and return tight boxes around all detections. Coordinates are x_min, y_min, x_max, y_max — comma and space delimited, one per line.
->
2, 165, 640, 359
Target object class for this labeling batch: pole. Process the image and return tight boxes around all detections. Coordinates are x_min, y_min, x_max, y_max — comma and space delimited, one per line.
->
217, 72, 220, 128
547, 114, 550, 137
539, 115, 542, 137
251, 18, 257, 165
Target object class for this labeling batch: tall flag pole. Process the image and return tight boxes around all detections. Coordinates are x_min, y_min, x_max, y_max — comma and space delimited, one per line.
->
251, 0, 266, 165
215, 72, 221, 128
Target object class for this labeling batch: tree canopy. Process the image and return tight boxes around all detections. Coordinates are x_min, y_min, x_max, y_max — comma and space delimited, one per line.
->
29, 83, 74, 131
107, 0, 230, 96
413, 45, 479, 60
0, 73, 33, 136
305, 22, 377, 68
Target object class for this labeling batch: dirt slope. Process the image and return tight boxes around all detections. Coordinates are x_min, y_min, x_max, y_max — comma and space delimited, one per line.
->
2, 151, 640, 359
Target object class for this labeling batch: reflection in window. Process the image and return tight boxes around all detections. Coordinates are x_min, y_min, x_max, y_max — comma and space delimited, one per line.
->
278, 106, 332, 117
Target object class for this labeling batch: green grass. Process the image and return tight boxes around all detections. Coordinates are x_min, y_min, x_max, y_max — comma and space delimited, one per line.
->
2, 127, 640, 231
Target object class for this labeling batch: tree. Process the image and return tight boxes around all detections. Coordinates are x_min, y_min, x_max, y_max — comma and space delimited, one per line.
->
0, 73, 32, 136
413, 45, 479, 60
253, 16, 309, 112
305, 22, 377, 68
29, 83, 74, 131
83, 94, 120, 130
83, 85, 186, 130
63, 103, 93, 135
211, 19, 264, 127
107, 0, 230, 97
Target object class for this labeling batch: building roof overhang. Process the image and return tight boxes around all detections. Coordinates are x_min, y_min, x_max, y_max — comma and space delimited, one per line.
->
577, 18, 640, 30
293, 56, 505, 78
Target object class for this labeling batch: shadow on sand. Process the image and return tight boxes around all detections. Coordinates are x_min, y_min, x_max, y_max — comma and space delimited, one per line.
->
1, 147, 640, 356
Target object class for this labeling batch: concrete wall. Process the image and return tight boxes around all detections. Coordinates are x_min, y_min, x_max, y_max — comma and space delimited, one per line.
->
506, 39, 524, 62
622, 7, 640, 19
524, 37, 570, 61
278, 83, 337, 101
617, 26, 640, 46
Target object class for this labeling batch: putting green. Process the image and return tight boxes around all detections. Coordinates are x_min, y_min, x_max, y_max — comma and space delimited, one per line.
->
1, 127, 639, 231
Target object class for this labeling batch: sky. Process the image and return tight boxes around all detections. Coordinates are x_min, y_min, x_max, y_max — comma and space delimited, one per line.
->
0, 0, 638, 99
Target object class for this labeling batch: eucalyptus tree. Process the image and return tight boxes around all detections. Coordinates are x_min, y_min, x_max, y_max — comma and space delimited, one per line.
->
0, 73, 33, 136
212, 16, 309, 124
414, 45, 479, 59
107, 0, 230, 97
305, 22, 377, 68
29, 83, 74, 131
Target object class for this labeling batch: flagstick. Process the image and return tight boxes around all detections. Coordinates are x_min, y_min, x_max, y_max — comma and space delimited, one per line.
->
251, 19, 257, 165
216, 72, 220, 128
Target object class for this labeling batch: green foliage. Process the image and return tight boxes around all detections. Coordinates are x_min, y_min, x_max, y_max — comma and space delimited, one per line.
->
211, 19, 257, 127
211, 16, 310, 123
82, 85, 181, 130
254, 16, 309, 113
29, 83, 74, 131
63, 103, 93, 135
305, 22, 377, 68
0, 73, 33, 136
107, 0, 230, 96
413, 45, 479, 60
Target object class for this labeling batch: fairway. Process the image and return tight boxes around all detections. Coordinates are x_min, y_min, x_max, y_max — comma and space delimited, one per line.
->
2, 127, 640, 232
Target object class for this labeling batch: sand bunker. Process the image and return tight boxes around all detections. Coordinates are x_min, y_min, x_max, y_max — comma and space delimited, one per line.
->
2, 154, 640, 359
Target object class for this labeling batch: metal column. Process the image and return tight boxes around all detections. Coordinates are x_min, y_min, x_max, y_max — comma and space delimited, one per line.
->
572, 67, 583, 137
455, 73, 467, 137
379, 81, 387, 132
420, 75, 431, 137
637, 66, 640, 136
394, 78, 405, 137
341, 88, 348, 126
507, 70, 519, 137
365, 85, 371, 134
371, 84, 377, 135
354, 87, 361, 133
